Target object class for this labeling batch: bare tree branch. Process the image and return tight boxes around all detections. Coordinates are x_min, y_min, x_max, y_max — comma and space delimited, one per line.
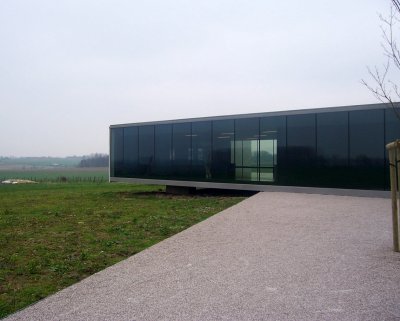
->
392, 0, 400, 13
362, 3, 400, 121
380, 9, 400, 70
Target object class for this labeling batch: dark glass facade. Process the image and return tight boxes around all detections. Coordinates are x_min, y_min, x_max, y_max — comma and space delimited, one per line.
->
110, 104, 400, 190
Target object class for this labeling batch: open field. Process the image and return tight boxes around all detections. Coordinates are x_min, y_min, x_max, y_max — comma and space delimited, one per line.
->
0, 157, 82, 168
0, 182, 246, 318
0, 167, 108, 183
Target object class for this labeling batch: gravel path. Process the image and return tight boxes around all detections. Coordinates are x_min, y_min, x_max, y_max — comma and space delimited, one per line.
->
5, 192, 400, 321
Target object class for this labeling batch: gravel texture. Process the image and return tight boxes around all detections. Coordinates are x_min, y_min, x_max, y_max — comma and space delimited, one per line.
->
4, 192, 400, 321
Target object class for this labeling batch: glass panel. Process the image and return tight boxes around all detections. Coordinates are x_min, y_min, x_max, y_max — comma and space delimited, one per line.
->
192, 121, 212, 179
316, 112, 348, 166
172, 123, 191, 178
235, 167, 243, 180
138, 125, 154, 176
350, 110, 384, 162
349, 109, 385, 189
385, 108, 400, 189
260, 167, 274, 182
154, 124, 172, 177
110, 128, 123, 177
260, 139, 276, 167
235, 118, 259, 168
286, 114, 316, 186
314, 112, 349, 187
385, 108, 400, 144
212, 120, 235, 180
123, 127, 139, 177
235, 140, 243, 166
260, 116, 286, 183
287, 114, 316, 155
242, 168, 258, 181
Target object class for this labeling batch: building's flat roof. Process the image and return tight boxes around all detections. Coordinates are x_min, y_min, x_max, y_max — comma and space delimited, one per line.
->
110, 102, 391, 128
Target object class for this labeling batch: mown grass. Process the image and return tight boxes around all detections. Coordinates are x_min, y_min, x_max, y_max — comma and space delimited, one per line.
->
0, 182, 245, 318
0, 168, 108, 183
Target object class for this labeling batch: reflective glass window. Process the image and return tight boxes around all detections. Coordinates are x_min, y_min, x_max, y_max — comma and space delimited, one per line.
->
287, 114, 316, 155
172, 123, 191, 177
286, 114, 316, 185
349, 110, 384, 165
154, 124, 172, 177
110, 128, 123, 177
212, 120, 235, 180
316, 112, 348, 166
234, 118, 259, 181
138, 125, 154, 176
192, 121, 212, 179
123, 127, 139, 177
349, 109, 384, 188
385, 108, 400, 188
385, 108, 400, 144
260, 116, 286, 183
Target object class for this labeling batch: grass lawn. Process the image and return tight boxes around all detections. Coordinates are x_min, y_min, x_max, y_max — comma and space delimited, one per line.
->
0, 182, 246, 318
0, 167, 108, 183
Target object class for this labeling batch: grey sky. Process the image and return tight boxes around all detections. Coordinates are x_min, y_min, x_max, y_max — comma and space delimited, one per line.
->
0, 0, 393, 156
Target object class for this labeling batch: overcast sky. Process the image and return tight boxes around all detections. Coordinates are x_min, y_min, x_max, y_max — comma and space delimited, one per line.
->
0, 0, 395, 156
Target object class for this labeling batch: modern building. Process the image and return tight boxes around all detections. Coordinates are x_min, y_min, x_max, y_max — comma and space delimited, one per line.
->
109, 103, 400, 191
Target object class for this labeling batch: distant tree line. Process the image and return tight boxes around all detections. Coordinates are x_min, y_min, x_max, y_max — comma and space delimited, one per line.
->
78, 154, 109, 167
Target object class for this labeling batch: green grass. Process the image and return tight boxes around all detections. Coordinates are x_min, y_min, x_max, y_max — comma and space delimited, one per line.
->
0, 168, 108, 183
0, 156, 82, 168
0, 182, 245, 318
